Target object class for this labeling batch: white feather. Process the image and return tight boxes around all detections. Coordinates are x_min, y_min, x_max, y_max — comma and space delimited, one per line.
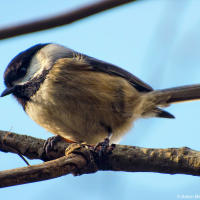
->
13, 44, 72, 85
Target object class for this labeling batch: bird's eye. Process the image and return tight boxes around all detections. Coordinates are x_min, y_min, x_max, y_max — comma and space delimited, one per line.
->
18, 67, 27, 76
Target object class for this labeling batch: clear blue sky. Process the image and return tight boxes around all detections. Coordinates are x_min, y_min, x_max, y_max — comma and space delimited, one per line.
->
1, 0, 200, 199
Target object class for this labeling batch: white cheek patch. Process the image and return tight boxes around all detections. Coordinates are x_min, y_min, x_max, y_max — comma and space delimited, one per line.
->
13, 51, 50, 85
13, 59, 41, 85
13, 43, 70, 86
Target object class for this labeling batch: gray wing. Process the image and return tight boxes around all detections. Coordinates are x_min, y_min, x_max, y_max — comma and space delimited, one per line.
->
84, 56, 153, 92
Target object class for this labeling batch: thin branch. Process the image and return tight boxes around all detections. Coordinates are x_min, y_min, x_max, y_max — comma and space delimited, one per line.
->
0, 0, 137, 40
1, 130, 200, 188
0, 155, 85, 188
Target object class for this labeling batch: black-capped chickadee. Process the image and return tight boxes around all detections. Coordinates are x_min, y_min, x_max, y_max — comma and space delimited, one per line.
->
1, 43, 200, 144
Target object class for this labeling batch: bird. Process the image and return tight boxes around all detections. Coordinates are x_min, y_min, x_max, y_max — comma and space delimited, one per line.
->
1, 43, 200, 145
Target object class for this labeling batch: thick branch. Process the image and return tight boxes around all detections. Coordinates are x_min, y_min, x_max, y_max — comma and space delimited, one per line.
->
0, 0, 137, 40
1, 130, 200, 188
0, 130, 67, 161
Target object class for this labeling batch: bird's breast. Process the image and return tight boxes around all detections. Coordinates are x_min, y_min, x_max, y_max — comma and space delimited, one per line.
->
25, 63, 140, 144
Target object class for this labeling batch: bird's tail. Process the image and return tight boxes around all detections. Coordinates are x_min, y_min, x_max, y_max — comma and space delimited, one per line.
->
150, 84, 200, 104
141, 84, 200, 119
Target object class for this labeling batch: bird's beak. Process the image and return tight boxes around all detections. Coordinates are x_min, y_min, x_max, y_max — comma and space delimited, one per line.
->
1, 86, 15, 97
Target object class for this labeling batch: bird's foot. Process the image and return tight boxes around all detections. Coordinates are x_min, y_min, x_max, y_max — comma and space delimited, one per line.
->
43, 135, 75, 160
65, 142, 88, 157
43, 135, 63, 156
94, 137, 116, 163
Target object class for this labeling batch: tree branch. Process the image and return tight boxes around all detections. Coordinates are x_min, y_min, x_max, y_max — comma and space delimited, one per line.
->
0, 156, 81, 188
0, 130, 66, 161
0, 130, 200, 188
0, 153, 97, 188
0, 0, 137, 40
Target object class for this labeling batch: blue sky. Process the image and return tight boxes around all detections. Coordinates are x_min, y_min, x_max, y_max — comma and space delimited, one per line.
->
1, 0, 200, 199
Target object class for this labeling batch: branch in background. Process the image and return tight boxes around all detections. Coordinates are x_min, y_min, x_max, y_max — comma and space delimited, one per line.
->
1, 130, 200, 188
0, 0, 137, 40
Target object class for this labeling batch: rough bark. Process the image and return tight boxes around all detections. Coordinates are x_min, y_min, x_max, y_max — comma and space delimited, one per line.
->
0, 130, 200, 188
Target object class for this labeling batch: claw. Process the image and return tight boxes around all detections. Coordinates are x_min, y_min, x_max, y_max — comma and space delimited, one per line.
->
94, 136, 115, 164
65, 143, 82, 156
94, 137, 110, 157
43, 135, 62, 156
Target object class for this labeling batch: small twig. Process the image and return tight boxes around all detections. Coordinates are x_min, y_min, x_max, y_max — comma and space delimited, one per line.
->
1, 131, 30, 165
17, 153, 30, 166
0, 0, 137, 40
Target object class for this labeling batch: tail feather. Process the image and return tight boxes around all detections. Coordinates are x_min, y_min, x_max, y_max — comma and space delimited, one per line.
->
150, 84, 200, 105
142, 84, 200, 119
155, 108, 175, 119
